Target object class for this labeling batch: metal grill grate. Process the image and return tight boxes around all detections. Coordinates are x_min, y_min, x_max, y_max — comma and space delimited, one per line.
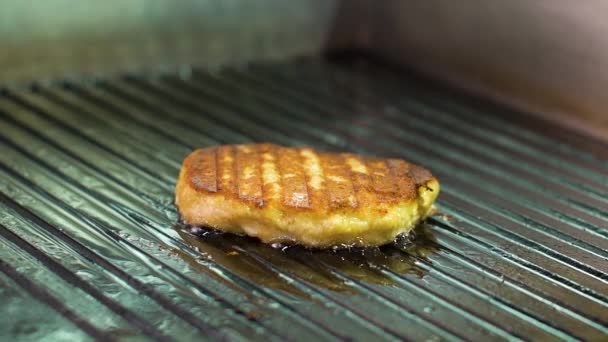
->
0, 59, 607, 341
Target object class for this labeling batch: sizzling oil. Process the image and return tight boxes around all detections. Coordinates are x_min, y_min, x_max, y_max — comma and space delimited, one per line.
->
173, 222, 439, 296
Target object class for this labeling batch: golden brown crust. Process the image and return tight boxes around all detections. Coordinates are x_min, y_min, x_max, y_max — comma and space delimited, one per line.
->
182, 143, 433, 213
176, 143, 439, 247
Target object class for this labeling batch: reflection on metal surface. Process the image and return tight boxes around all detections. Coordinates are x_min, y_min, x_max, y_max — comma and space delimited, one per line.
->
0, 0, 344, 84
175, 223, 438, 296
0, 59, 606, 340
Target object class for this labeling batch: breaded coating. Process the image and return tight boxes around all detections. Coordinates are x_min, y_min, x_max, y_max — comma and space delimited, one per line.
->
176, 144, 439, 248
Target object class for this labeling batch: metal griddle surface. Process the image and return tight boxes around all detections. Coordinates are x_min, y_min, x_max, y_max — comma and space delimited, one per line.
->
0, 59, 607, 341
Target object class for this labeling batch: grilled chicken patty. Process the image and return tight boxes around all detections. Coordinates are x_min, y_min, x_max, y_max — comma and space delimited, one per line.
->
176, 143, 439, 248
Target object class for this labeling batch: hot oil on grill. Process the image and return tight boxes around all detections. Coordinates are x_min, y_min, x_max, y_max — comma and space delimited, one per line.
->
176, 222, 437, 292
0, 58, 607, 341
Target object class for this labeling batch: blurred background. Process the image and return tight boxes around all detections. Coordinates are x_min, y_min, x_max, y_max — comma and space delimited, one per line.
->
1, 2, 607, 341
2, 0, 607, 138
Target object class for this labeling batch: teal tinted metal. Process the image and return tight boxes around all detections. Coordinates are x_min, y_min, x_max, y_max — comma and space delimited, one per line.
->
0, 60, 606, 341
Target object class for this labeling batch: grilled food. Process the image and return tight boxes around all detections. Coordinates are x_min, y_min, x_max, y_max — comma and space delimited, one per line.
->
175, 143, 439, 248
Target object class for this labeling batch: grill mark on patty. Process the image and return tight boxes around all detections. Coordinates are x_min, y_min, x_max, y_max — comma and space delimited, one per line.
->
186, 144, 434, 208
346, 154, 377, 208
189, 148, 217, 192
368, 158, 395, 194
236, 144, 263, 203
322, 153, 358, 208
300, 147, 324, 209
260, 144, 281, 202
278, 146, 310, 208
387, 159, 417, 200
217, 145, 237, 193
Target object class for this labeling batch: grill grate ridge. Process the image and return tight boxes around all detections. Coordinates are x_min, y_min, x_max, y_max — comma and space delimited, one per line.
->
1, 59, 606, 341
0, 222, 171, 341
0, 258, 113, 341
